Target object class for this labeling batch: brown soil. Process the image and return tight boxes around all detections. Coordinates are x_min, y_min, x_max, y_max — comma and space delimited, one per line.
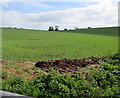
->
1, 60, 37, 80
1, 57, 103, 80
16, 61, 36, 69
35, 57, 103, 73
0, 60, 10, 63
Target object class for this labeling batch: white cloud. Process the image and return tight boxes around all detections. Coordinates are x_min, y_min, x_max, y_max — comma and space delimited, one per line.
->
1, 0, 118, 30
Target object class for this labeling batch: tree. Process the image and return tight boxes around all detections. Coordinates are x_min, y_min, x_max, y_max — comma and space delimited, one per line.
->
88, 27, 91, 29
64, 28, 68, 31
55, 25, 59, 31
48, 26, 54, 31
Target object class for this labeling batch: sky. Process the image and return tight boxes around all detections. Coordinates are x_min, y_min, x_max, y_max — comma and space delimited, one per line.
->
0, 0, 119, 30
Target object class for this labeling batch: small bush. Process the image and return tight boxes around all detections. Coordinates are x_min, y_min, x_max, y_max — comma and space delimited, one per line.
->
104, 52, 120, 65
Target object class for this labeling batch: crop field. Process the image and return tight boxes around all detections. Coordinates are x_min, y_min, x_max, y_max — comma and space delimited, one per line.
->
2, 27, 120, 97
2, 27, 118, 61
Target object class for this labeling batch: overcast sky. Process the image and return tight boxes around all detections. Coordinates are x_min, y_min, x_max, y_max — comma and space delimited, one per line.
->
0, 0, 119, 30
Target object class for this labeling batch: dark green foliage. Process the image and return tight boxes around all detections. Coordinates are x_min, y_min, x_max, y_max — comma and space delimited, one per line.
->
104, 52, 120, 65
2, 77, 38, 96
2, 65, 120, 97
2, 53, 120, 97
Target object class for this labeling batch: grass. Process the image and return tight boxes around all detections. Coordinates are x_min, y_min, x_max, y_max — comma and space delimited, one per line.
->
2, 27, 118, 62
1, 27, 120, 97
67, 27, 118, 37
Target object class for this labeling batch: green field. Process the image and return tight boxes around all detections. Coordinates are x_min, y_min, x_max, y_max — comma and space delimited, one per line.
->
2, 27, 120, 97
2, 27, 118, 62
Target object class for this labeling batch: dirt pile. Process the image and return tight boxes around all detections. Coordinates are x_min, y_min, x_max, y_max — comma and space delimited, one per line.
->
35, 57, 103, 73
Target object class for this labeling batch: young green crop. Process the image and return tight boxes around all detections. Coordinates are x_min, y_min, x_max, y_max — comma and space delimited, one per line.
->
2, 27, 119, 97
2, 27, 118, 61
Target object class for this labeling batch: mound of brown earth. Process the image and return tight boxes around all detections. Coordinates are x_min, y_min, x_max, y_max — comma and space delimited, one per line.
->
35, 57, 103, 73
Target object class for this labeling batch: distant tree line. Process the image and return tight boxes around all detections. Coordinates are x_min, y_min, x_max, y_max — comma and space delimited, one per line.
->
48, 26, 59, 31
48, 26, 69, 31
6, 26, 91, 31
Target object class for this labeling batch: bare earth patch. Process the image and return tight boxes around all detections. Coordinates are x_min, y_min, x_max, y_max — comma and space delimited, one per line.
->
35, 57, 103, 73
1, 57, 103, 80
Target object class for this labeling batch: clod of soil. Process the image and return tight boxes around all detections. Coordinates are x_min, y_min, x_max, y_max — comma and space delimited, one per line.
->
35, 57, 103, 73
0, 60, 6, 63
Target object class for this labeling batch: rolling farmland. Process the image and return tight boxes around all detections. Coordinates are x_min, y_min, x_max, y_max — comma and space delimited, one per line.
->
2, 27, 118, 61
2, 27, 120, 97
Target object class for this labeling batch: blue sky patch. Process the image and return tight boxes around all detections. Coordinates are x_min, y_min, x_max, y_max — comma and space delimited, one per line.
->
3, 2, 97, 13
